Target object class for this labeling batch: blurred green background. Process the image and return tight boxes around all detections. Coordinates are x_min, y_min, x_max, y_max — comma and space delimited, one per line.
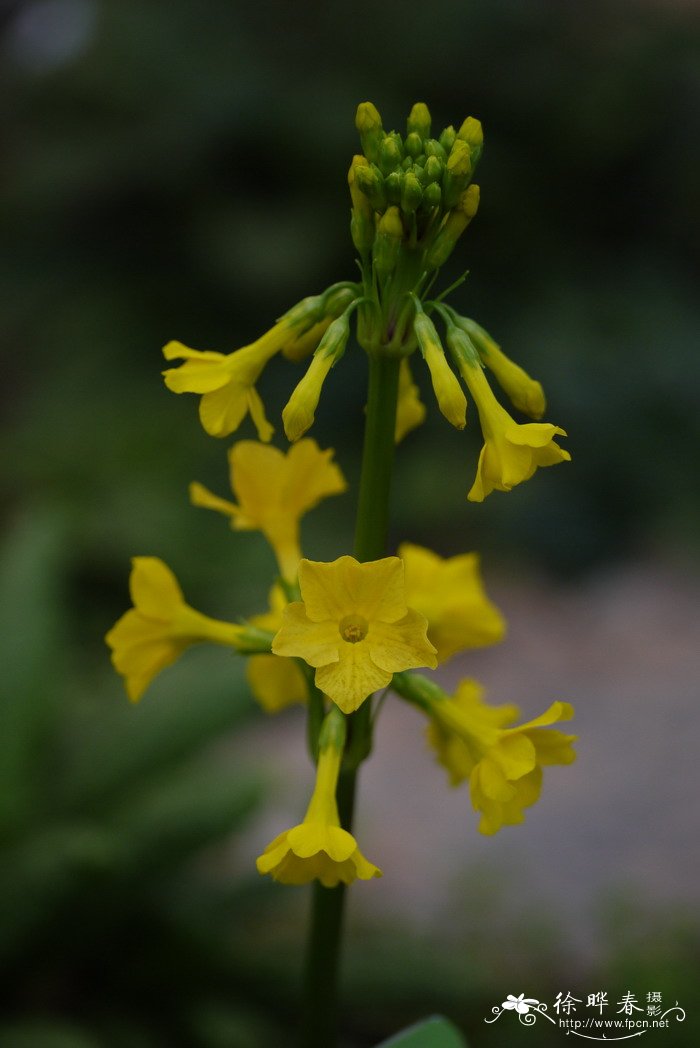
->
2, 0, 699, 1045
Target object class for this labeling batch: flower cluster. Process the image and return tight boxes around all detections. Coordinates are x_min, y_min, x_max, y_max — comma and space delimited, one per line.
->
106, 101, 577, 888
161, 101, 569, 502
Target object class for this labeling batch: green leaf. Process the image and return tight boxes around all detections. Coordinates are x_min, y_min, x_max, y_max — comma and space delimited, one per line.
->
375, 1015, 468, 1047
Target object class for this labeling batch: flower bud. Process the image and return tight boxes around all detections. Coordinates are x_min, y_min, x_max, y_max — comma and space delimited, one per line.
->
425, 186, 479, 269
424, 138, 447, 162
348, 155, 375, 254
401, 171, 423, 213
424, 155, 443, 184
439, 125, 456, 153
355, 163, 387, 210
356, 101, 385, 163
423, 182, 442, 210
372, 206, 404, 275
404, 131, 423, 159
385, 170, 404, 205
282, 314, 350, 441
407, 102, 431, 140
456, 315, 545, 418
457, 116, 484, 166
379, 135, 403, 175
414, 311, 467, 429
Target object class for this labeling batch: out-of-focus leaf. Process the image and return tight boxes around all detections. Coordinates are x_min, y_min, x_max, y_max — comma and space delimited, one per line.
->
375, 1015, 468, 1047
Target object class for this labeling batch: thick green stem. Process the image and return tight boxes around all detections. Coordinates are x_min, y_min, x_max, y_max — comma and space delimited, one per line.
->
300, 351, 400, 1048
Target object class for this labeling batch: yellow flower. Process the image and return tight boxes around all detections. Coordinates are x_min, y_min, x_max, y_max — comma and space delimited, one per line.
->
272, 556, 437, 713
256, 714, 381, 886
162, 320, 293, 439
399, 543, 505, 661
394, 358, 426, 443
427, 680, 576, 834
455, 357, 570, 502
246, 586, 308, 713
190, 439, 346, 582
105, 557, 245, 702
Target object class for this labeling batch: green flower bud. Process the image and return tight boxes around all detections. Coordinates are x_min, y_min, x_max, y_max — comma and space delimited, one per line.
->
348, 155, 375, 254
456, 116, 483, 148
401, 156, 413, 172
424, 139, 447, 162
372, 206, 404, 275
424, 155, 443, 184
439, 125, 457, 153
423, 182, 442, 209
401, 171, 423, 213
379, 135, 403, 175
356, 163, 387, 210
404, 131, 423, 159
457, 116, 484, 167
425, 184, 479, 269
355, 101, 385, 164
385, 170, 404, 205
407, 102, 431, 140
446, 140, 472, 177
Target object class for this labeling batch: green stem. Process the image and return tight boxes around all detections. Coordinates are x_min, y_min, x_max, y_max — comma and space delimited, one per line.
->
354, 353, 401, 562
300, 351, 400, 1048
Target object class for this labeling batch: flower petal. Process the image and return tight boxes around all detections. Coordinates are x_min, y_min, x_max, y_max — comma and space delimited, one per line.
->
129, 557, 184, 619
315, 643, 390, 713
367, 610, 437, 674
272, 603, 340, 668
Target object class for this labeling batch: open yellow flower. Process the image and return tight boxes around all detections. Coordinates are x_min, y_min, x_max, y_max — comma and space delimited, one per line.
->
246, 585, 308, 713
162, 321, 291, 440
399, 543, 505, 661
394, 358, 426, 443
426, 679, 576, 834
256, 711, 381, 886
105, 557, 245, 702
456, 359, 570, 502
272, 556, 437, 713
190, 439, 347, 582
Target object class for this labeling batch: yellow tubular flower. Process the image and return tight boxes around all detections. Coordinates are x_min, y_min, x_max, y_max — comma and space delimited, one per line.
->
452, 352, 569, 502
190, 439, 346, 583
256, 712, 382, 886
246, 585, 308, 713
399, 543, 505, 661
414, 312, 467, 429
272, 556, 437, 714
426, 680, 576, 834
282, 313, 351, 442
105, 557, 245, 702
162, 317, 297, 439
394, 358, 426, 443
459, 317, 545, 418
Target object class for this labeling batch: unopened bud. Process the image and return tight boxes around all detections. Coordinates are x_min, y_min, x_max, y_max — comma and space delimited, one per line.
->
456, 315, 545, 418
379, 135, 403, 175
446, 139, 472, 177
456, 116, 483, 148
407, 102, 431, 140
414, 311, 467, 429
355, 101, 385, 163
424, 139, 447, 162
385, 170, 404, 205
423, 182, 442, 210
401, 171, 423, 213
404, 131, 423, 159
355, 163, 387, 210
439, 125, 456, 153
282, 314, 350, 441
372, 206, 404, 275
348, 155, 375, 254
424, 188, 479, 269
424, 155, 443, 184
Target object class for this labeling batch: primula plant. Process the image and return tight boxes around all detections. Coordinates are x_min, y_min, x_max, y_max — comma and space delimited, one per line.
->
107, 101, 576, 1048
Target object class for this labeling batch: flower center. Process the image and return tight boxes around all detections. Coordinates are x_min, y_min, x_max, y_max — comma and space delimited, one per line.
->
339, 614, 368, 644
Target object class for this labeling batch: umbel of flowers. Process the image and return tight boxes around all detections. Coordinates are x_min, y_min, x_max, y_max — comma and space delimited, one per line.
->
107, 99, 576, 1047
